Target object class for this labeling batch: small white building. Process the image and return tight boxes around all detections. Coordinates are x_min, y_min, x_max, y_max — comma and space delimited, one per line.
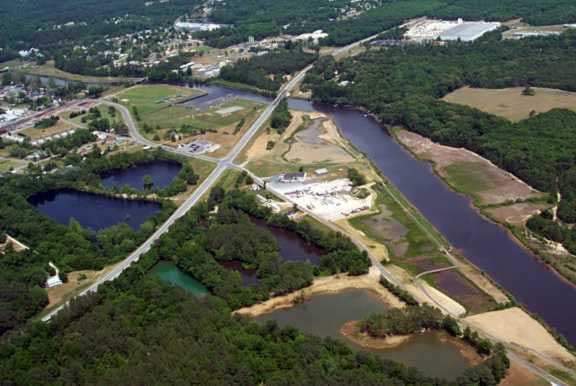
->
315, 168, 328, 176
280, 172, 307, 183
46, 262, 63, 288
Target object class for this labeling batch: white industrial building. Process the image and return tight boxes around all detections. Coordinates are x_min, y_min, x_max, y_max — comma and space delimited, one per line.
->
404, 18, 501, 42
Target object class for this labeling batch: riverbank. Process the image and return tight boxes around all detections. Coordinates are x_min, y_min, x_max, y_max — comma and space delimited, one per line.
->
234, 268, 404, 317
391, 128, 576, 290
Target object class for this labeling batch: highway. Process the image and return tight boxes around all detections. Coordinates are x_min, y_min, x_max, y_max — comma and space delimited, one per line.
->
40, 43, 570, 385
42, 65, 312, 322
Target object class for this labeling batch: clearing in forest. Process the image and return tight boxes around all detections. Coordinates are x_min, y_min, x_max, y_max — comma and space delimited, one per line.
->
442, 86, 576, 122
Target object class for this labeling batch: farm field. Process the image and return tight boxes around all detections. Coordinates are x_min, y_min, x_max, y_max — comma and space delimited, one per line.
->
442, 86, 576, 122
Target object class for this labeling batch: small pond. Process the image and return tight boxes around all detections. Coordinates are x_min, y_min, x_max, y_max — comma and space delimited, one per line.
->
28, 188, 162, 231
256, 289, 475, 380
101, 160, 182, 190
250, 217, 324, 264
150, 261, 208, 297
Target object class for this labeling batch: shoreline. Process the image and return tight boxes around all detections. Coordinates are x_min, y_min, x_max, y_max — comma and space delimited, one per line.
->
391, 128, 576, 290
234, 270, 404, 317
340, 320, 483, 365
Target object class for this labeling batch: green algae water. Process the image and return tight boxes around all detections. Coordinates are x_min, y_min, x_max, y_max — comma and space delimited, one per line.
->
150, 261, 208, 297
256, 289, 474, 380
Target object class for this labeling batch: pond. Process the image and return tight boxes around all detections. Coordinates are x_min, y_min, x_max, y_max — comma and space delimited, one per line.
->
256, 289, 475, 380
101, 160, 182, 190
28, 188, 161, 231
250, 217, 324, 264
150, 261, 208, 297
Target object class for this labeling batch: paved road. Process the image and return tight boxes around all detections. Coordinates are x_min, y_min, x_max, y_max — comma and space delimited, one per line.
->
42, 66, 312, 322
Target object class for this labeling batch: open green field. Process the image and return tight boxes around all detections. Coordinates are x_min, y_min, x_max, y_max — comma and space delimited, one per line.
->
4, 60, 142, 85
443, 162, 492, 202
116, 84, 204, 115
0, 158, 25, 172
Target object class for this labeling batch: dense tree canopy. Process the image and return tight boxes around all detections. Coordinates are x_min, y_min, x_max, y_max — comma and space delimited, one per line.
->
304, 32, 576, 235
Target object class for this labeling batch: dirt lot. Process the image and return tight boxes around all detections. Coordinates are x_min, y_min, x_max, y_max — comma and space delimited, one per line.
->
20, 119, 75, 140
443, 86, 576, 122
395, 129, 545, 207
234, 267, 404, 317
499, 361, 549, 386
465, 307, 575, 364
45, 266, 116, 310
285, 118, 355, 164
485, 202, 550, 224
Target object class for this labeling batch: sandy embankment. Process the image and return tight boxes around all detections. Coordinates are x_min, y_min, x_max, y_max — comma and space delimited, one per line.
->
465, 307, 575, 364
234, 267, 404, 317
395, 129, 543, 207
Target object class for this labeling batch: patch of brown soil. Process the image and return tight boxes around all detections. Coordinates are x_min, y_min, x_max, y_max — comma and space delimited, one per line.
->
465, 308, 575, 364
443, 86, 576, 122
499, 361, 549, 386
485, 202, 550, 224
45, 267, 114, 309
395, 130, 543, 206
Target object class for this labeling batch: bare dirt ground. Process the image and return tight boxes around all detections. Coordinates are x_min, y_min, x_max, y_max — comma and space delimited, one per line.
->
386, 264, 467, 317
465, 308, 576, 364
20, 119, 75, 140
485, 202, 550, 224
336, 218, 390, 263
499, 361, 549, 386
45, 265, 116, 309
395, 129, 544, 207
285, 118, 355, 164
234, 267, 404, 317
443, 86, 576, 122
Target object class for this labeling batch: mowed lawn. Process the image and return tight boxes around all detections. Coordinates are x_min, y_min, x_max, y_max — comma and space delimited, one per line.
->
117, 84, 204, 116
115, 84, 263, 138
443, 86, 576, 122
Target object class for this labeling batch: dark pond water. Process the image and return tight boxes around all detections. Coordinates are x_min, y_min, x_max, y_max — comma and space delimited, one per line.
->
316, 105, 576, 345
28, 188, 161, 231
101, 160, 182, 190
250, 217, 324, 264
150, 261, 208, 297
172, 85, 576, 344
219, 260, 259, 285
257, 289, 474, 379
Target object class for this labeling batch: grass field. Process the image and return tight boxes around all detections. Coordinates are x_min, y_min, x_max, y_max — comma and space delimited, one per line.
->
116, 84, 264, 151
4, 60, 141, 85
0, 158, 25, 172
68, 104, 124, 128
443, 86, 576, 122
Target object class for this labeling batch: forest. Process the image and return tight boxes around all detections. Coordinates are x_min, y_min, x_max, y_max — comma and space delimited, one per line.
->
1, 185, 506, 386
0, 275, 464, 386
153, 188, 370, 309
220, 47, 316, 91
0, 149, 189, 335
304, 32, 576, 255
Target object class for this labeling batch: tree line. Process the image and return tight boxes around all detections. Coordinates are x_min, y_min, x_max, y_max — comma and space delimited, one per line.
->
220, 47, 316, 91
304, 32, 576, 263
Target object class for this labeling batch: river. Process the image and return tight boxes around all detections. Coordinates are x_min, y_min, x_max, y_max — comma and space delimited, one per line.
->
316, 105, 576, 345
184, 85, 575, 344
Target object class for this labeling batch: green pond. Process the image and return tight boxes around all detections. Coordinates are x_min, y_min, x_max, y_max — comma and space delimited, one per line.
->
256, 289, 474, 380
150, 261, 208, 297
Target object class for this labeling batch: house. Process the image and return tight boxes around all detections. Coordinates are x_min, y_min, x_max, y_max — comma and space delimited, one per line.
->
0, 234, 29, 254
45, 262, 63, 288
280, 172, 306, 183
315, 168, 328, 176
